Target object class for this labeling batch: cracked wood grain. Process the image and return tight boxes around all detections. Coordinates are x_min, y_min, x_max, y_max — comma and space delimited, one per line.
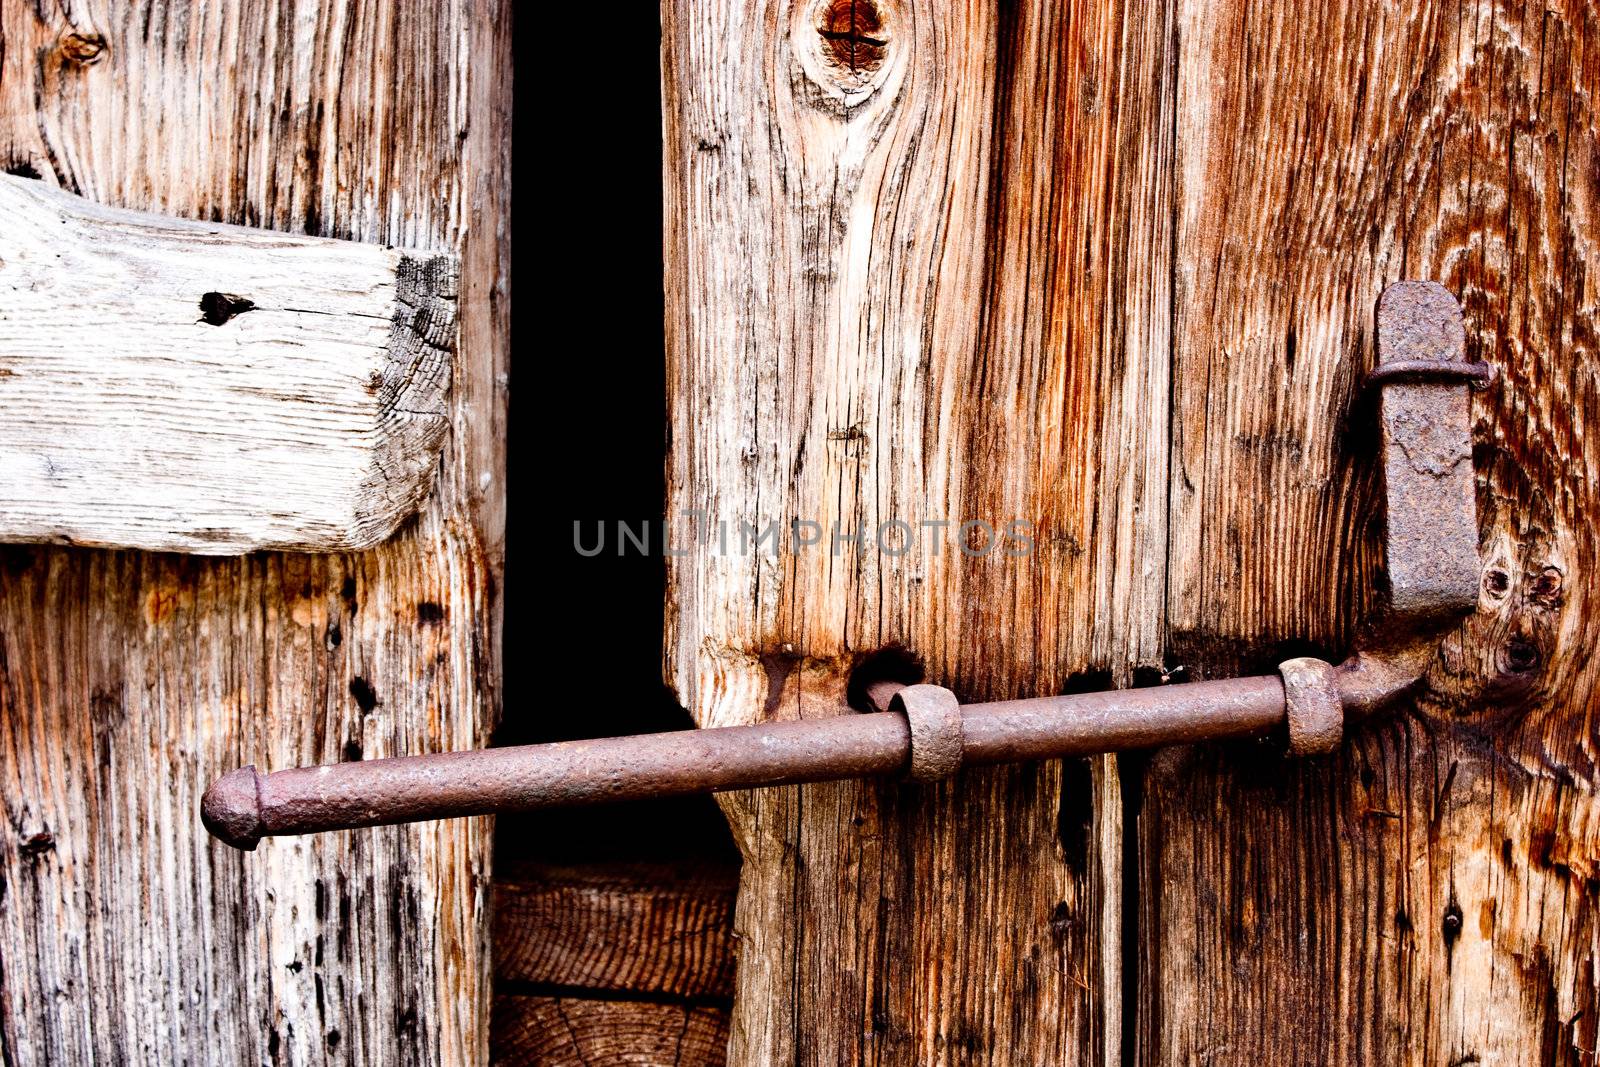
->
490, 996, 730, 1067
664, 0, 1174, 1060
0, 174, 456, 553
494, 863, 737, 1000
490, 864, 737, 1065
1146, 1, 1600, 1063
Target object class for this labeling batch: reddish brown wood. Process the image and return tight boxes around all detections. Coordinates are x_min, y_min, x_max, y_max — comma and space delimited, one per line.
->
663, 0, 1176, 1059
490, 996, 730, 1067
1146, 1, 1600, 1061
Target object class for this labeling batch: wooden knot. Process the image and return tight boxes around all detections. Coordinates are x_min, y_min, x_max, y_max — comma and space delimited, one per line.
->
795, 0, 897, 107
815, 0, 889, 88
60, 32, 107, 66
1478, 560, 1562, 682
1425, 543, 1565, 728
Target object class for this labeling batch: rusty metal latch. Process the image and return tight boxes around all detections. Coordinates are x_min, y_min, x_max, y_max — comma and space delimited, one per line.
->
202, 282, 1489, 851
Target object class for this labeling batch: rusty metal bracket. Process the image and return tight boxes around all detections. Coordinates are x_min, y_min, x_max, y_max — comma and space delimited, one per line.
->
201, 281, 1485, 850
1329, 280, 1484, 718
1372, 281, 1483, 629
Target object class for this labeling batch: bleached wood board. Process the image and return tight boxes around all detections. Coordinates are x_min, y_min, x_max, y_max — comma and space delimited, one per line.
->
0, 173, 457, 554
0, 0, 507, 1063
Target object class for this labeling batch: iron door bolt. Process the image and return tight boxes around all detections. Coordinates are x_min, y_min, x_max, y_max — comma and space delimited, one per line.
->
202, 281, 1489, 850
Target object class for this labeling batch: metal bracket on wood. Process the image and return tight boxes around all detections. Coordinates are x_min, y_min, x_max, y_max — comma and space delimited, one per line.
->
201, 281, 1487, 850
1332, 280, 1487, 723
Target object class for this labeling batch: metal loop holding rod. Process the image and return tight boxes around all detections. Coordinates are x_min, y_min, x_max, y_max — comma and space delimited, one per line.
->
895, 684, 965, 782
1362, 358, 1496, 391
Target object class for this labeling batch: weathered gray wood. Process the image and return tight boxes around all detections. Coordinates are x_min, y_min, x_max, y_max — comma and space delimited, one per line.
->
0, 174, 456, 554
0, 0, 508, 1063
663, 0, 1174, 1060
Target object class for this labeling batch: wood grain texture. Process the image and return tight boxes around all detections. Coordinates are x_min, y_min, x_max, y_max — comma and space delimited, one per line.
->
663, 0, 1174, 1061
0, 0, 508, 1064
1145, 0, 1600, 1062
490, 996, 730, 1067
494, 863, 737, 999
489, 864, 736, 1066
0, 175, 455, 553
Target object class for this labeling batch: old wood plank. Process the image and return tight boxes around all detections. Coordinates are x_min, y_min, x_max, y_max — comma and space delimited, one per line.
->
0, 175, 456, 554
0, 0, 508, 1063
1147, 0, 1600, 1061
494, 863, 737, 999
490, 995, 730, 1067
664, 0, 1174, 1060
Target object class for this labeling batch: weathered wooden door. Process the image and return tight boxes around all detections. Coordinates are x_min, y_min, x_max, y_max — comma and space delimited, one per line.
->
0, 1, 507, 1063
664, 0, 1600, 1063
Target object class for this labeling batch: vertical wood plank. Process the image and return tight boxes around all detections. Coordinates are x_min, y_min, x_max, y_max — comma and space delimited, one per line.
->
1149, 1, 1600, 1061
0, 0, 509, 1062
663, 0, 1174, 1060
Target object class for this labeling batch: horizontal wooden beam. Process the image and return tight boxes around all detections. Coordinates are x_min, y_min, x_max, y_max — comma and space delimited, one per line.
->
491, 996, 730, 1067
494, 862, 737, 998
0, 174, 457, 554
492, 863, 737, 1065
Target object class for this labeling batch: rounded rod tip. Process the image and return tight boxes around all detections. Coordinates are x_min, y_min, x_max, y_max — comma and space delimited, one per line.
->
201, 765, 265, 851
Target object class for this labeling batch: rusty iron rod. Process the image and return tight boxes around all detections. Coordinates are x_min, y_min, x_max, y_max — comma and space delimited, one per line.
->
203, 662, 1411, 851
202, 282, 1481, 852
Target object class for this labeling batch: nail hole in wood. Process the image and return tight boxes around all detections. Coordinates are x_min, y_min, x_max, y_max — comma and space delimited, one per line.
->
845, 644, 923, 713
1441, 900, 1464, 948
19, 831, 55, 857
348, 676, 380, 713
199, 292, 256, 326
